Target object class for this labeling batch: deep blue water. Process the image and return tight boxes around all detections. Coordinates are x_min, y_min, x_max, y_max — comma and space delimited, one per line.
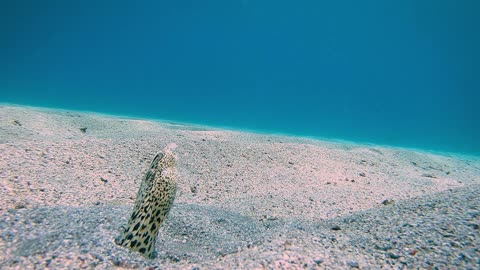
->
1, 1, 479, 155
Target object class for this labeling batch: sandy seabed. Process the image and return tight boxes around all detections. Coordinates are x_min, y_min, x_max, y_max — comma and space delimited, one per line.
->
0, 104, 479, 269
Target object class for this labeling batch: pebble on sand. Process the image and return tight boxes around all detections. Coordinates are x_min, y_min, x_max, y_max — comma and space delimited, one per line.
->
347, 260, 359, 268
381, 199, 395, 206
331, 225, 341, 231
387, 252, 400, 259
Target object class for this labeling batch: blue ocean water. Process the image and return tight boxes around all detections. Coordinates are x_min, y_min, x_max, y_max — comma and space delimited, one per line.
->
1, 1, 479, 155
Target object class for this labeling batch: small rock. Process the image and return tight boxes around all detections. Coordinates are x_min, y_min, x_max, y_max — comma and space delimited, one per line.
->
347, 261, 359, 268
331, 225, 341, 231
112, 258, 124, 266
359, 172, 366, 177
100, 177, 108, 183
190, 186, 197, 194
314, 258, 324, 265
326, 182, 331, 185
448, 241, 462, 248
468, 223, 479, 230
408, 249, 418, 256
458, 252, 472, 262
79, 127, 87, 133
168, 255, 180, 262
14, 203, 26, 209
374, 244, 392, 251
351, 179, 355, 182
387, 252, 400, 259
381, 199, 395, 205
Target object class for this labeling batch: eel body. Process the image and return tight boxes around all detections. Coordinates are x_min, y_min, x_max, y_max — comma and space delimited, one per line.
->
115, 143, 178, 258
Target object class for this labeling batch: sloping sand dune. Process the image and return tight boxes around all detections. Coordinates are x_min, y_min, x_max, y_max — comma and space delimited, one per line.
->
1, 105, 479, 269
